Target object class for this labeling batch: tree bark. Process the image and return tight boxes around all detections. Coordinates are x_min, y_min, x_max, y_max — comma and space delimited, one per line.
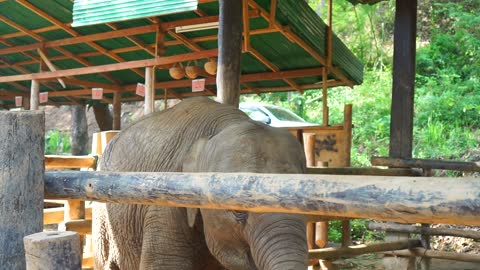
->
216, 0, 243, 108
70, 105, 88, 155
92, 104, 113, 131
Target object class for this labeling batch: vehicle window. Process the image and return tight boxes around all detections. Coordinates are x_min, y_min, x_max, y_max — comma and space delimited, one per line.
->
264, 105, 306, 122
241, 107, 267, 118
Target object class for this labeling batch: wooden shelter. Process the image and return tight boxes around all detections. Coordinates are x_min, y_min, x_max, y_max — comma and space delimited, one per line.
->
0, 0, 364, 109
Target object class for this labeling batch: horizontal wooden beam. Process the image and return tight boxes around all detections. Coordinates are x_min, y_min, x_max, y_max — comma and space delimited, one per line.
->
59, 219, 92, 235
44, 171, 480, 226
0, 10, 260, 56
43, 207, 92, 225
371, 157, 480, 172
306, 167, 422, 176
383, 248, 480, 263
45, 155, 97, 169
0, 49, 218, 83
368, 222, 480, 239
309, 239, 422, 260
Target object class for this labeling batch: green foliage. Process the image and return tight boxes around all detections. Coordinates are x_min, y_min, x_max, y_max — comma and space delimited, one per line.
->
45, 130, 71, 155
328, 220, 385, 243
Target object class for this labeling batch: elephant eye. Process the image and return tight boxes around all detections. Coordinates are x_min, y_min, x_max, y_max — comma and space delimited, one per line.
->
232, 210, 249, 223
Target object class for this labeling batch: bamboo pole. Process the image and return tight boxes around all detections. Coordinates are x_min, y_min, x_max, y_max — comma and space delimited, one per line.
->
44, 171, 480, 226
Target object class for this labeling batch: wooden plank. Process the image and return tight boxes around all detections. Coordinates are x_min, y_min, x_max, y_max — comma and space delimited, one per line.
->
369, 222, 480, 240
44, 207, 92, 225
0, 49, 218, 83
371, 157, 480, 172
309, 240, 422, 260
389, 0, 417, 159
44, 171, 480, 226
45, 155, 97, 169
0, 111, 44, 268
59, 220, 92, 235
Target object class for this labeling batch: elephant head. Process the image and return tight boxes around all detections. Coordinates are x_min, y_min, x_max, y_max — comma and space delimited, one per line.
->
184, 121, 308, 270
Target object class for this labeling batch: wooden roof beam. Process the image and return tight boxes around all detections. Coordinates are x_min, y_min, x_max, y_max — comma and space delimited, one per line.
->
0, 15, 121, 85
0, 49, 218, 83
1, 25, 59, 39
34, 67, 330, 98
248, 0, 354, 88
248, 47, 303, 94
16, 0, 145, 78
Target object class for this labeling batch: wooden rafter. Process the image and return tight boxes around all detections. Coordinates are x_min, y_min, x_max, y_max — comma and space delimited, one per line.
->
247, 0, 354, 88
16, 0, 145, 78
0, 49, 218, 83
0, 15, 120, 85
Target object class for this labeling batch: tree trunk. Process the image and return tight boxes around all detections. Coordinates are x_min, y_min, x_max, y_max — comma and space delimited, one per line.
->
92, 104, 112, 131
70, 105, 88, 155
216, 0, 243, 108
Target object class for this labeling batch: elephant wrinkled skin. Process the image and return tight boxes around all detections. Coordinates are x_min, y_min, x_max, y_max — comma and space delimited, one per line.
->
93, 97, 308, 270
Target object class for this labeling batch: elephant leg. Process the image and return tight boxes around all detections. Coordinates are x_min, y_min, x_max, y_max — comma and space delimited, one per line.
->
139, 206, 209, 270
93, 202, 113, 269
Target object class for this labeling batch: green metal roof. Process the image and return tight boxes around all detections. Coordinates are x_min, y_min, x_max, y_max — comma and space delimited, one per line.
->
72, 0, 198, 27
0, 0, 364, 108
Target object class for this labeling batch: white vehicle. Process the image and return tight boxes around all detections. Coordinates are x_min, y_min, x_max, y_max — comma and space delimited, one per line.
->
239, 103, 316, 127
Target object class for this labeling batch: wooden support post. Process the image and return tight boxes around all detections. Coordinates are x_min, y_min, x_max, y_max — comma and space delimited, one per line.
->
307, 222, 315, 250
315, 222, 328, 248
113, 91, 121, 130
242, 0, 250, 52
30, 79, 39, 110
383, 231, 416, 270
24, 231, 82, 270
389, 0, 417, 159
144, 67, 155, 115
303, 133, 316, 167
420, 223, 431, 270
163, 89, 168, 110
217, 0, 243, 108
65, 200, 85, 221
343, 104, 352, 167
322, 68, 329, 126
0, 111, 44, 269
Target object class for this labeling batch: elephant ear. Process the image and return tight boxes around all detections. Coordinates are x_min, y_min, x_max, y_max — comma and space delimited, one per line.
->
182, 137, 209, 172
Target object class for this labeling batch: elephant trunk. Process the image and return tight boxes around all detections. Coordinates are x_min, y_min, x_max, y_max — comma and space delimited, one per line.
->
248, 214, 307, 270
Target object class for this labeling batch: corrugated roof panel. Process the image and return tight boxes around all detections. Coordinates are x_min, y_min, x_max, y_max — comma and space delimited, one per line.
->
72, 0, 198, 27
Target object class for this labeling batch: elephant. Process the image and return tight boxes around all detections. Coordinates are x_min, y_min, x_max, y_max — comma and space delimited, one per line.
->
93, 97, 308, 270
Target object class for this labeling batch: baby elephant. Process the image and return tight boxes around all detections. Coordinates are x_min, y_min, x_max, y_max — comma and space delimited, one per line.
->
94, 97, 308, 270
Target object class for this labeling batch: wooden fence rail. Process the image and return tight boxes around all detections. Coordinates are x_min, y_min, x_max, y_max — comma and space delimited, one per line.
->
371, 157, 480, 172
44, 171, 480, 226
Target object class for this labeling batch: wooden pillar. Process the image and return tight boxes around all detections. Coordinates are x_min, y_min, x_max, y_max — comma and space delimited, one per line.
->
303, 133, 316, 167
144, 67, 155, 115
0, 111, 44, 269
386, 1, 417, 269
343, 104, 352, 167
113, 91, 121, 130
30, 79, 40, 110
389, 0, 417, 159
24, 231, 82, 270
322, 68, 329, 126
216, 0, 243, 108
